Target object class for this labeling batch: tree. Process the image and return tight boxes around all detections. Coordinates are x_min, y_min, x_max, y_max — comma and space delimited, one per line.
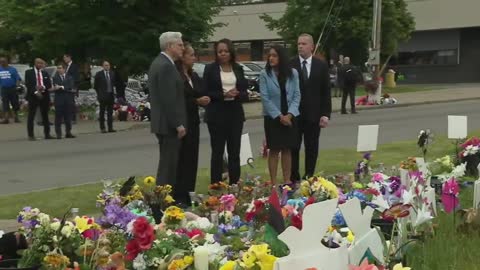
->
262, 0, 415, 66
0, 0, 221, 74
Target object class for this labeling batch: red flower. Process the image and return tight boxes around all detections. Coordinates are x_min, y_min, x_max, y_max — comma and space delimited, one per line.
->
291, 214, 303, 230
125, 239, 141, 261
364, 188, 380, 196
187, 228, 204, 239
305, 197, 316, 206
131, 217, 155, 250
82, 229, 100, 240
381, 203, 411, 221
245, 211, 256, 222
254, 200, 265, 212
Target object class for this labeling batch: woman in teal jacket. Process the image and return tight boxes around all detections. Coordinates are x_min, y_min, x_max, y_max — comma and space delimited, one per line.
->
260, 46, 301, 185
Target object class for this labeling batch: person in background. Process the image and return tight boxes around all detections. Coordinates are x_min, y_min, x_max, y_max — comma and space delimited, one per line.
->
260, 46, 301, 184
64, 53, 80, 124
203, 38, 249, 185
25, 58, 53, 141
147, 32, 186, 190
94, 60, 117, 133
174, 43, 210, 205
290, 33, 332, 182
51, 64, 76, 139
340, 56, 360, 114
0, 56, 21, 124
329, 61, 340, 98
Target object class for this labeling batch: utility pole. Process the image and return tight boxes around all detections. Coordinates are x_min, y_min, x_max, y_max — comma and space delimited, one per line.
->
369, 0, 382, 103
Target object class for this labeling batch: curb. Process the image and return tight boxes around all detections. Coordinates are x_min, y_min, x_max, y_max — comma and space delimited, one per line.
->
244, 97, 480, 120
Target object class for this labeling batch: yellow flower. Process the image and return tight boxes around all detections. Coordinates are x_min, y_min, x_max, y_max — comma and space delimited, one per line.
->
300, 181, 311, 197
167, 259, 186, 270
164, 184, 173, 193
143, 176, 156, 186
328, 226, 335, 233
347, 230, 355, 243
257, 254, 277, 270
183, 255, 194, 266
74, 216, 92, 233
319, 177, 338, 198
43, 253, 70, 268
220, 261, 237, 270
249, 244, 269, 260
393, 263, 411, 270
165, 195, 175, 204
240, 251, 257, 268
165, 206, 185, 221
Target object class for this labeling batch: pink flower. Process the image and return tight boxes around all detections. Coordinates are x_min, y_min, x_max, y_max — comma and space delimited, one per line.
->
349, 259, 379, 270
219, 194, 237, 212
372, 173, 384, 183
442, 177, 460, 213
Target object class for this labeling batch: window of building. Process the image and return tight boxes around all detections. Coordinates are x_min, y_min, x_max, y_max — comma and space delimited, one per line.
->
391, 49, 459, 66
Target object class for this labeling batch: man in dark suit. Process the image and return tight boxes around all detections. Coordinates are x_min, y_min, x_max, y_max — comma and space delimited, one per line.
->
290, 33, 332, 182
25, 58, 54, 141
63, 53, 80, 123
94, 60, 117, 133
147, 31, 186, 187
52, 64, 76, 139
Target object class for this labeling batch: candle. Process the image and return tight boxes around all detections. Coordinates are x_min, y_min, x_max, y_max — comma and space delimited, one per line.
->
194, 246, 209, 270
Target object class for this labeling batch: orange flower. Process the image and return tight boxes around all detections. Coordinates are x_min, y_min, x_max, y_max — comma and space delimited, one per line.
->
382, 203, 411, 221
206, 196, 220, 209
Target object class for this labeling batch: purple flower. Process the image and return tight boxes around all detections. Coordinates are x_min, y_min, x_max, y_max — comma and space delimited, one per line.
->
218, 224, 234, 234
98, 202, 137, 230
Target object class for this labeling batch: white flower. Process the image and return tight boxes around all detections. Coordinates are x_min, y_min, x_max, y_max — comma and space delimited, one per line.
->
61, 225, 74, 238
126, 220, 135, 233
205, 233, 215, 244
149, 257, 164, 267
451, 163, 467, 178
0, 230, 4, 239
30, 208, 40, 216
38, 213, 51, 226
464, 145, 479, 157
52, 235, 59, 243
188, 217, 212, 230
219, 211, 233, 224
133, 254, 147, 270
413, 204, 433, 227
50, 221, 61, 231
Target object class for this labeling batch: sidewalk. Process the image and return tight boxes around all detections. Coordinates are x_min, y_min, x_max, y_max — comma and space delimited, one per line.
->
243, 84, 480, 119
0, 120, 149, 142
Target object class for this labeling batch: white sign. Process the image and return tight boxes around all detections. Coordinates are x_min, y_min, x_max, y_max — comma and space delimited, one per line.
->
357, 125, 379, 152
448, 115, 467, 139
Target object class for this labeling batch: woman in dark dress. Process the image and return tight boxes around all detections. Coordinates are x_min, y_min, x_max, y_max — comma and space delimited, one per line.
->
174, 43, 210, 205
203, 39, 249, 184
260, 46, 301, 184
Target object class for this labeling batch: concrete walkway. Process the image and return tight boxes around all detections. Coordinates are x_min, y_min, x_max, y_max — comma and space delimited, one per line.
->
243, 84, 480, 119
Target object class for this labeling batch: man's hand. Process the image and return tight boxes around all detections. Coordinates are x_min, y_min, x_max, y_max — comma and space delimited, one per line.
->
319, 116, 329, 128
177, 126, 186, 139
196, 96, 211, 106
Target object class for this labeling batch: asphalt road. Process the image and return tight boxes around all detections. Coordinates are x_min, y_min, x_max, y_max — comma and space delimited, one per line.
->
1, 100, 480, 195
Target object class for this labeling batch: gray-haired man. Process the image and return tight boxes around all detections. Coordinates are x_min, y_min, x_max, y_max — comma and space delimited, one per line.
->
148, 32, 187, 188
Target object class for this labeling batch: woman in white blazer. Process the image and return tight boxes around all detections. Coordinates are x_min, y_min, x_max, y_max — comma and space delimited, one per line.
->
260, 46, 301, 185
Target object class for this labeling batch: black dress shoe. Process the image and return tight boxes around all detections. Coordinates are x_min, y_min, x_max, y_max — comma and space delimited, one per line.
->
341, 111, 348, 114
101, 129, 107, 134
28, 137, 36, 141
108, 129, 117, 133
65, 134, 76, 139
56, 135, 62, 139
45, 135, 55, 140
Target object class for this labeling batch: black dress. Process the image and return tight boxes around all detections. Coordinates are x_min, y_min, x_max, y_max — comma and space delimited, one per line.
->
264, 78, 298, 150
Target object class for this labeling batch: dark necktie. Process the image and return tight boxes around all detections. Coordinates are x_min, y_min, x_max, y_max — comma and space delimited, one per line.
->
302, 60, 308, 82
106, 71, 112, 92
61, 75, 64, 82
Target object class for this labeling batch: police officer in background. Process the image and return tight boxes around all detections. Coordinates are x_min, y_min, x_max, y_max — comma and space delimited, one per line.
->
0, 56, 21, 124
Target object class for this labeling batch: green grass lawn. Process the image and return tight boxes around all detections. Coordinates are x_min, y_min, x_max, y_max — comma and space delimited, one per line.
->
1, 130, 479, 268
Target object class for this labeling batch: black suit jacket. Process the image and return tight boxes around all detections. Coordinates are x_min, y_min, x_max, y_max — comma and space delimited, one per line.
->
94, 70, 116, 102
183, 72, 203, 126
52, 73, 75, 94
66, 62, 80, 89
291, 57, 332, 122
25, 68, 52, 102
203, 62, 248, 123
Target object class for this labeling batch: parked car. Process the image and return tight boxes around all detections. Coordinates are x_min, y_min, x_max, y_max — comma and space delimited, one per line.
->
239, 63, 260, 92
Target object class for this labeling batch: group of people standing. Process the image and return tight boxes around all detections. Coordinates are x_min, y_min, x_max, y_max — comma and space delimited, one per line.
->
0, 54, 123, 140
149, 32, 332, 206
